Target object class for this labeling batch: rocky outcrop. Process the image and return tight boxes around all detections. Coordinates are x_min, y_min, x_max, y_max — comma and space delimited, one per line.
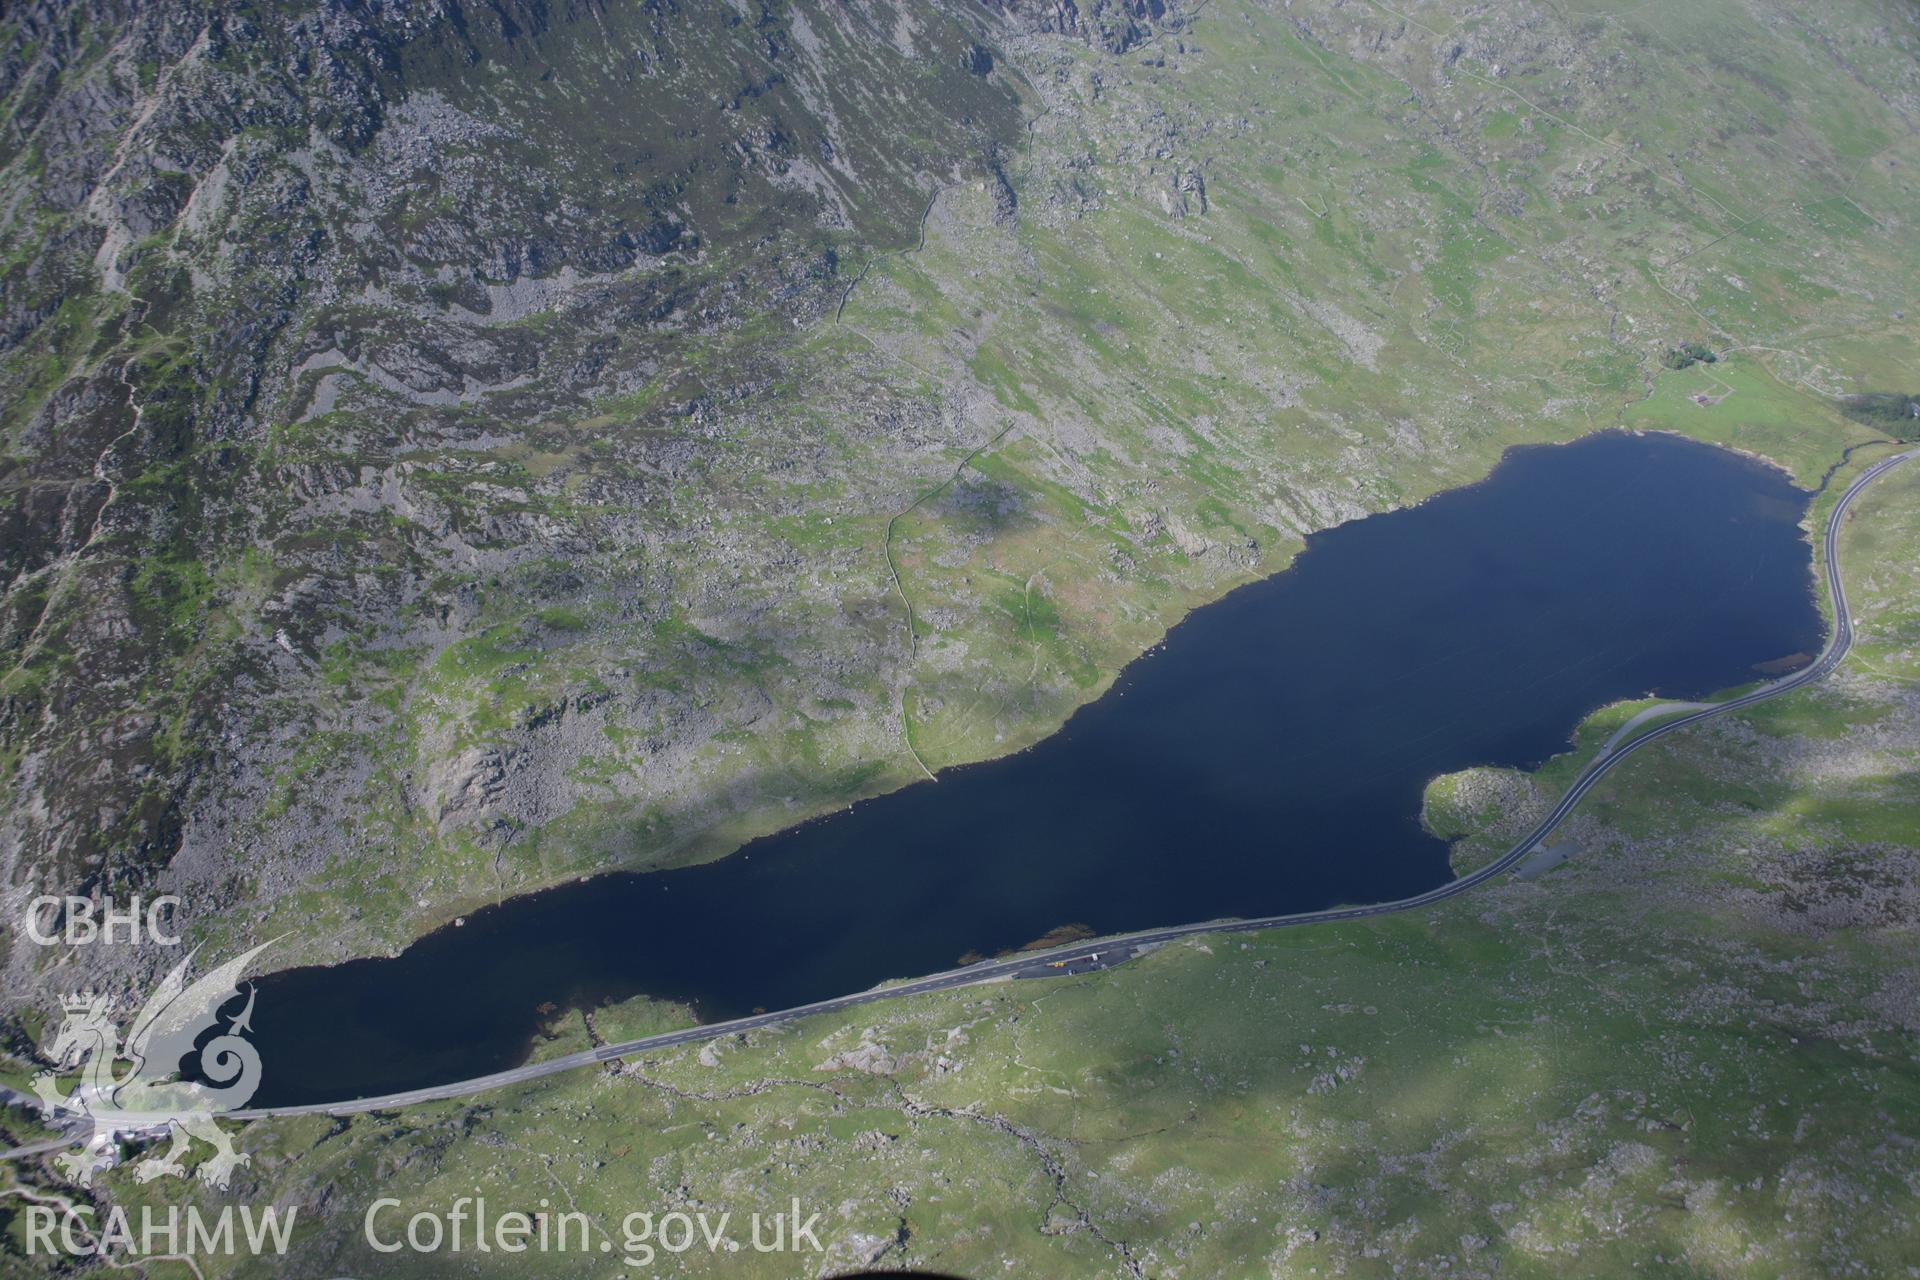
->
984, 0, 1188, 53
0, 0, 1032, 1005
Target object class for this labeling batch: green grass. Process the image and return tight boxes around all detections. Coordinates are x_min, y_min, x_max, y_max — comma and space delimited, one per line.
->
78, 443, 1917, 1278
6, 5, 1920, 1269
29, 451, 1915, 1271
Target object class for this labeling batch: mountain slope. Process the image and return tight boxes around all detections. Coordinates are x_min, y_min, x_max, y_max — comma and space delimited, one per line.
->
2, 0, 1915, 1005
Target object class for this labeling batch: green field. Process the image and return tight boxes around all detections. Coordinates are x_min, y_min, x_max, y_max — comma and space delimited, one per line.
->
7, 457, 1915, 1277
3, 0, 1919, 1273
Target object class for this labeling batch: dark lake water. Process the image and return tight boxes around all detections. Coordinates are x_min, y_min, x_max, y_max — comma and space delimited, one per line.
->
247, 431, 1822, 1106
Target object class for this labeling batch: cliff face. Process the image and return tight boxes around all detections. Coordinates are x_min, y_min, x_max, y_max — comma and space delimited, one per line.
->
0, 0, 1027, 992
983, 0, 1187, 52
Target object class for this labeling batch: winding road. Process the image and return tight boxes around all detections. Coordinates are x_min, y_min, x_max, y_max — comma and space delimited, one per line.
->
4, 446, 1909, 1146
218, 444, 1913, 1122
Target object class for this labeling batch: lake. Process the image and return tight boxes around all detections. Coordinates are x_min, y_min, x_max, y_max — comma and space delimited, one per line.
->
246, 431, 1823, 1106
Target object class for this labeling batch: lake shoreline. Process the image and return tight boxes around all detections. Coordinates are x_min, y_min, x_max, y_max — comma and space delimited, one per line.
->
246, 431, 1826, 1107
